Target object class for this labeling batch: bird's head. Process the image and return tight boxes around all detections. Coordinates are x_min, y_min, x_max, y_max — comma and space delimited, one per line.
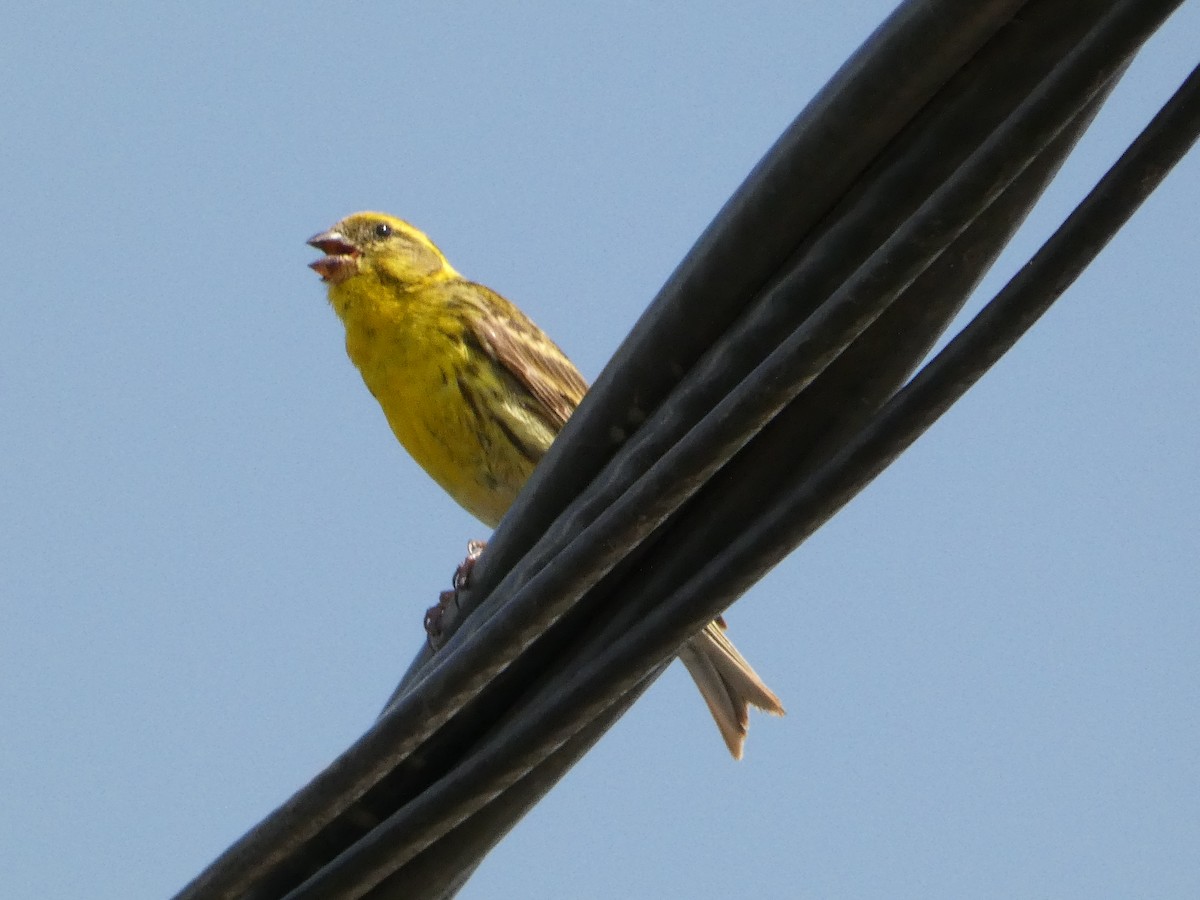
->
307, 212, 458, 291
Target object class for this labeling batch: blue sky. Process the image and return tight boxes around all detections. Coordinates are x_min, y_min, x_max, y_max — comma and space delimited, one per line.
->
2, 4, 1197, 898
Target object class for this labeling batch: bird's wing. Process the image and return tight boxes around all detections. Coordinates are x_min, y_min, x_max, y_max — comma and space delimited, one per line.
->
464, 285, 589, 431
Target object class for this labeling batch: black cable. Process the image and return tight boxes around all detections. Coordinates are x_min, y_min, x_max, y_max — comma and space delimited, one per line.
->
369, 86, 1117, 900
277, 4, 1191, 898
353, 21, 1128, 880
369, 1, 1121, 813
170, 2, 1193, 897
302, 49, 1199, 900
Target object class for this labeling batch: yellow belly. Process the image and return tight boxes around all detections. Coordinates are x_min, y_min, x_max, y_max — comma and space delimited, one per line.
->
345, 311, 536, 529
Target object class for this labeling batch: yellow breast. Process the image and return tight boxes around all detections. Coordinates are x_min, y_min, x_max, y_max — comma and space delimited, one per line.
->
338, 283, 534, 528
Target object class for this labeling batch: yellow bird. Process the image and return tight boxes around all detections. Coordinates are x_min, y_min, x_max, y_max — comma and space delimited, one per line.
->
308, 212, 784, 758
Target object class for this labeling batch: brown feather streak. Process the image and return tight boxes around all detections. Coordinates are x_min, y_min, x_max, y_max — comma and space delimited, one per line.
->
461, 288, 588, 432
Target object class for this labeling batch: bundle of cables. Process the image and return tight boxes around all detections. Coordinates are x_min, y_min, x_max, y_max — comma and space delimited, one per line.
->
176, 2, 1199, 897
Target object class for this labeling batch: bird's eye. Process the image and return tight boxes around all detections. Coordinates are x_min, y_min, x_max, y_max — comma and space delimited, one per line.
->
374, 222, 392, 238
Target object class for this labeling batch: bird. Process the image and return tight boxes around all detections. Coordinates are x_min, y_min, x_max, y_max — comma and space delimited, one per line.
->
308, 211, 784, 757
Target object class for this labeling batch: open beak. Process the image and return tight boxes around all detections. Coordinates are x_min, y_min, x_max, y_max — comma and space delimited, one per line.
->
307, 229, 361, 283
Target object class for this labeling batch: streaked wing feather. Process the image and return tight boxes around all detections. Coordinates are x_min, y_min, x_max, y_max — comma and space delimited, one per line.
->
464, 285, 588, 431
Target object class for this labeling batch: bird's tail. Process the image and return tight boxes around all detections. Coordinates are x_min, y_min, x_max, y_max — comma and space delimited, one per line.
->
679, 617, 785, 759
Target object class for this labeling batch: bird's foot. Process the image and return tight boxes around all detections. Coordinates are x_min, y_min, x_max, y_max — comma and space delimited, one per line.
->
424, 540, 488, 648
454, 539, 487, 590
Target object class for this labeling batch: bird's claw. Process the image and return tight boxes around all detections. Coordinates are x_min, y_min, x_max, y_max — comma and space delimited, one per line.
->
424, 590, 457, 643
453, 539, 487, 591
425, 540, 488, 649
